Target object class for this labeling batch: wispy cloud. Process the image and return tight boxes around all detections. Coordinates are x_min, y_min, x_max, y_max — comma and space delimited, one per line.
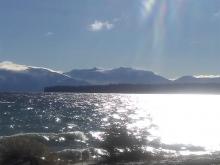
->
89, 20, 114, 32
44, 32, 54, 36
211, 10, 220, 21
214, 10, 220, 17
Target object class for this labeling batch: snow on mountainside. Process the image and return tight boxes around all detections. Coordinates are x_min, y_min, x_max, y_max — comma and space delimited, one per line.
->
66, 67, 171, 85
174, 75, 220, 84
0, 61, 88, 92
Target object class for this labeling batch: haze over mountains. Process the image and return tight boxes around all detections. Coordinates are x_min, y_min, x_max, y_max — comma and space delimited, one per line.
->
1, 61, 220, 92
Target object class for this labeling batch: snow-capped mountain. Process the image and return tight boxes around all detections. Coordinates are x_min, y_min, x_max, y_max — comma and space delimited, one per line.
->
0, 61, 88, 92
66, 67, 171, 85
174, 75, 220, 84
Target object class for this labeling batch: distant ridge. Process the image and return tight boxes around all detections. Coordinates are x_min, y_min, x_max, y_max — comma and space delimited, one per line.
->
174, 75, 220, 84
65, 67, 171, 85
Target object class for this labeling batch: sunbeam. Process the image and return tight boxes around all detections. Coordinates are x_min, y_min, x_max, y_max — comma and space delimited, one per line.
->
140, 0, 187, 70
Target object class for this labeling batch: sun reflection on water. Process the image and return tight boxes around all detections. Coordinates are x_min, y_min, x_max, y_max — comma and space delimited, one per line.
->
134, 94, 220, 152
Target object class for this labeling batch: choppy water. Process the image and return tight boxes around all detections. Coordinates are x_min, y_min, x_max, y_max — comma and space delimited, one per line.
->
1, 93, 220, 163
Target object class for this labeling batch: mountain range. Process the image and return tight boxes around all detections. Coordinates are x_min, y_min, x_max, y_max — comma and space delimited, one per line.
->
1, 61, 220, 92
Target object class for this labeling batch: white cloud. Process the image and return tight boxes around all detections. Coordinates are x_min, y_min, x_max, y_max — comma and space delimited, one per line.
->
89, 20, 114, 32
45, 32, 54, 36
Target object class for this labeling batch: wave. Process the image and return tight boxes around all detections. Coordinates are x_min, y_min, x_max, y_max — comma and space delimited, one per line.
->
0, 132, 106, 164
0, 132, 88, 149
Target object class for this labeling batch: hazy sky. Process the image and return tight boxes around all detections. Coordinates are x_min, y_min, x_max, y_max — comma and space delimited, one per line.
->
1, 0, 220, 78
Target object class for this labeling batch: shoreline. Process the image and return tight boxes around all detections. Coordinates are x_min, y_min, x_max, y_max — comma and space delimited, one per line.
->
44, 84, 220, 94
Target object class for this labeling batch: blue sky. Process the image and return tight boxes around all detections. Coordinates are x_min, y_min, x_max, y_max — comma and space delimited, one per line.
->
1, 0, 220, 78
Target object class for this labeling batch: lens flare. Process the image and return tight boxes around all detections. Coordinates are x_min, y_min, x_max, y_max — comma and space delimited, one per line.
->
151, 1, 168, 65
141, 0, 157, 18
140, 0, 186, 69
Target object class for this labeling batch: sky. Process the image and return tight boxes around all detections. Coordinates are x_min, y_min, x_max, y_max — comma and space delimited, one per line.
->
0, 0, 220, 78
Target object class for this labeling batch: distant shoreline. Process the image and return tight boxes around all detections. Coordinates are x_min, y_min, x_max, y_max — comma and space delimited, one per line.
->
44, 83, 220, 94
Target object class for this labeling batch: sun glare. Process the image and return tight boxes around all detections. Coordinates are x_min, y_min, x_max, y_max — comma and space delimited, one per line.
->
135, 94, 220, 152
141, 0, 156, 18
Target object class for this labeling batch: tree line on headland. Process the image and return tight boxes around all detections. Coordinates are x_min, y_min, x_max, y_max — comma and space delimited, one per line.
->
44, 83, 220, 94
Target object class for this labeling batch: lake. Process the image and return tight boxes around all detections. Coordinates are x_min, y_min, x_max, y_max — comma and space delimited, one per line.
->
0, 93, 220, 163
